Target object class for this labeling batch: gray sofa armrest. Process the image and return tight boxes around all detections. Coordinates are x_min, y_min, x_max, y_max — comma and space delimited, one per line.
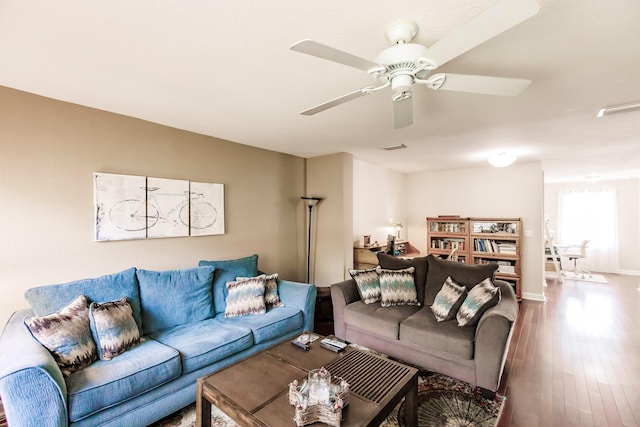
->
330, 279, 361, 340
0, 309, 68, 427
474, 280, 519, 392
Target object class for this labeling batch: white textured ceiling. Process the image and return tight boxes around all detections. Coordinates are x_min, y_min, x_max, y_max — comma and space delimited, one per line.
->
1, 0, 639, 182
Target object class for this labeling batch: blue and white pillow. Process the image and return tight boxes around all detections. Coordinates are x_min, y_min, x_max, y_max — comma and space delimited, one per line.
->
431, 277, 467, 322
89, 297, 141, 360
348, 268, 381, 304
237, 273, 283, 308
24, 294, 97, 376
456, 278, 501, 327
376, 267, 420, 307
225, 275, 267, 317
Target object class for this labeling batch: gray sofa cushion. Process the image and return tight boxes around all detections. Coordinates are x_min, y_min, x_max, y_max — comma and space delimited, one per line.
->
399, 308, 476, 360
376, 253, 429, 305
344, 300, 421, 340
65, 339, 181, 422
149, 318, 253, 374
424, 255, 498, 306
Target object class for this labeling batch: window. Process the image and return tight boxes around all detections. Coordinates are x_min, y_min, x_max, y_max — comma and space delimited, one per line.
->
557, 187, 619, 272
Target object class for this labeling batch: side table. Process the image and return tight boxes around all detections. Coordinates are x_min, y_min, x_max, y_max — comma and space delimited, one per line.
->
314, 286, 334, 336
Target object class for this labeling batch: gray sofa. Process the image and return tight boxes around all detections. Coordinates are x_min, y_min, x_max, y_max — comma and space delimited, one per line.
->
0, 255, 316, 427
331, 253, 518, 396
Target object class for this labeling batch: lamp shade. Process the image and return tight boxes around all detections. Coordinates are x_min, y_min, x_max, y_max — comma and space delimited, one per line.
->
301, 196, 321, 207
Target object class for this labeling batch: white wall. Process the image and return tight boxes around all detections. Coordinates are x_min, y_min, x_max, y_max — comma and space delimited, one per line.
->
352, 159, 408, 246
406, 162, 545, 301
544, 178, 640, 273
0, 86, 306, 326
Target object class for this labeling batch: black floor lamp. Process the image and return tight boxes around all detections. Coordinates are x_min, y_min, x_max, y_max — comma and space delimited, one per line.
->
301, 196, 321, 283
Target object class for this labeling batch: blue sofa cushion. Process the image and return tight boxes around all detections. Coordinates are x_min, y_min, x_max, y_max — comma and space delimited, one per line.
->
65, 338, 181, 422
23, 294, 98, 376
89, 297, 141, 360
216, 306, 303, 344
199, 254, 259, 315
24, 268, 143, 334
137, 266, 215, 335
150, 318, 253, 374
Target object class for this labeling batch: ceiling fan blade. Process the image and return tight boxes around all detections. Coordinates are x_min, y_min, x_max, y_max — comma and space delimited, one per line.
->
425, 0, 540, 66
430, 73, 531, 96
290, 39, 382, 72
393, 94, 413, 129
299, 88, 368, 116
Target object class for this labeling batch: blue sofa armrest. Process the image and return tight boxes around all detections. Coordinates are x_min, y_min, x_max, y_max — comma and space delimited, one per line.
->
0, 310, 68, 427
277, 280, 317, 332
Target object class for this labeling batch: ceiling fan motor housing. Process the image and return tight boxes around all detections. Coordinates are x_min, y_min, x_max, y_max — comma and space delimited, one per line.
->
375, 43, 435, 92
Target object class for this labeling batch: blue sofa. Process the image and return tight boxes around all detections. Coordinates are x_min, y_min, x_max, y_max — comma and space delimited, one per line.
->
0, 255, 316, 427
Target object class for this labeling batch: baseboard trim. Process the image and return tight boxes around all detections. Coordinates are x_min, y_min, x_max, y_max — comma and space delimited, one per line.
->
522, 292, 546, 302
616, 269, 640, 276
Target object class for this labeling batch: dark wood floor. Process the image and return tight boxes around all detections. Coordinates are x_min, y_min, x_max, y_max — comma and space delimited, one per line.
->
497, 272, 640, 427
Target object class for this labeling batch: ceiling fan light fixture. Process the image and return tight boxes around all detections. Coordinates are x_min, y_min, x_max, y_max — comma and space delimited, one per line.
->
391, 74, 413, 93
488, 152, 517, 167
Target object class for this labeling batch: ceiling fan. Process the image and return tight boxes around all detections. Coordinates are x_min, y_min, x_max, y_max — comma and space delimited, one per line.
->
290, 0, 540, 129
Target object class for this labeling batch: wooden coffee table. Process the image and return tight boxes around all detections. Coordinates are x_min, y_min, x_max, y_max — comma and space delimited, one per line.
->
196, 336, 418, 426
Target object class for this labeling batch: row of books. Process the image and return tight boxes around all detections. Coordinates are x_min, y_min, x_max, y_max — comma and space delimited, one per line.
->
475, 259, 516, 274
474, 239, 517, 254
430, 239, 465, 250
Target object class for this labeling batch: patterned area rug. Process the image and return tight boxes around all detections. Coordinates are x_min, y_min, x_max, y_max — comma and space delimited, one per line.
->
150, 372, 505, 427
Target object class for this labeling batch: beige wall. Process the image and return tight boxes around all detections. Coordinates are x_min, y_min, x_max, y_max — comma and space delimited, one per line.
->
0, 86, 306, 326
352, 159, 408, 246
306, 153, 353, 287
406, 162, 546, 300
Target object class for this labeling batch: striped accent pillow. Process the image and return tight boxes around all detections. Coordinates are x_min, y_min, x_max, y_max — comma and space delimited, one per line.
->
431, 277, 467, 321
225, 275, 267, 317
376, 267, 420, 307
24, 294, 97, 376
456, 278, 501, 327
89, 297, 141, 360
348, 268, 381, 304
237, 273, 283, 308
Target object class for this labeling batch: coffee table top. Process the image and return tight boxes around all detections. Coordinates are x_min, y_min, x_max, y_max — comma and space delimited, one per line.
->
197, 336, 418, 426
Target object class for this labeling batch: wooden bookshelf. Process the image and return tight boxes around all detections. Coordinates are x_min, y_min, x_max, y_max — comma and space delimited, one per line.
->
470, 218, 522, 299
427, 216, 522, 299
426, 216, 470, 264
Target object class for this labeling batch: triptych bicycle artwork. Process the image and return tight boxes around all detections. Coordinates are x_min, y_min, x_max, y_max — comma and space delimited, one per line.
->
94, 172, 224, 241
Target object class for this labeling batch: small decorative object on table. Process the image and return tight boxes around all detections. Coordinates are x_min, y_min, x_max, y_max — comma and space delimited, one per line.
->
289, 367, 349, 427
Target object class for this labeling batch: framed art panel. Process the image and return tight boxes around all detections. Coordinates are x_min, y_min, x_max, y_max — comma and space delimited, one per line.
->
189, 182, 224, 236
94, 173, 147, 241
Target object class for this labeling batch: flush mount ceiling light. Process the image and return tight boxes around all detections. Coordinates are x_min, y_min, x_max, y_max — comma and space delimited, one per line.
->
597, 101, 640, 117
584, 174, 600, 183
488, 152, 517, 167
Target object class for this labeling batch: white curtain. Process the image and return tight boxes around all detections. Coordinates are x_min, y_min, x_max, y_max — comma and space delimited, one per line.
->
557, 187, 619, 272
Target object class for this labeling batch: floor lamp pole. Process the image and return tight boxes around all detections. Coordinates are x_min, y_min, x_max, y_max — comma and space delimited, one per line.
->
301, 197, 321, 283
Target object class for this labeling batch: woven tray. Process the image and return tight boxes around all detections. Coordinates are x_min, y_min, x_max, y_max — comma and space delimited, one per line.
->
289, 376, 349, 427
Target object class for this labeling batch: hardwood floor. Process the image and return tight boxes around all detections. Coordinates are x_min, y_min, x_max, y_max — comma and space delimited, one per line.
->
497, 272, 640, 427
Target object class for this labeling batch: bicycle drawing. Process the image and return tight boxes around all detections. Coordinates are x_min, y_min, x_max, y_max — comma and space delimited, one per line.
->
94, 173, 224, 241
108, 188, 217, 232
